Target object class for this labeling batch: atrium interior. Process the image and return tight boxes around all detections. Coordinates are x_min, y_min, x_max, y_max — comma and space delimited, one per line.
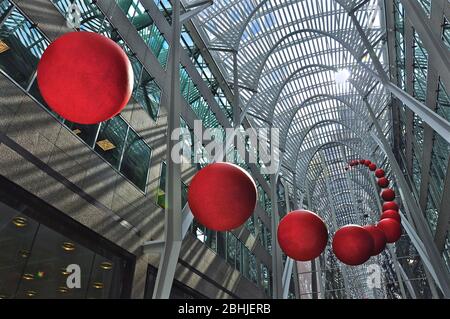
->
0, 0, 449, 299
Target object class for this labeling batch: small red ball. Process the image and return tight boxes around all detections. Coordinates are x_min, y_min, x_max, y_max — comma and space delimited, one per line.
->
364, 160, 371, 167
381, 210, 401, 223
278, 210, 328, 261
377, 177, 390, 188
359, 159, 366, 164
349, 161, 357, 167
377, 218, 402, 243
37, 32, 133, 124
369, 163, 377, 171
383, 201, 399, 212
381, 188, 396, 201
188, 162, 257, 231
332, 225, 374, 266
375, 169, 385, 178
363, 225, 387, 256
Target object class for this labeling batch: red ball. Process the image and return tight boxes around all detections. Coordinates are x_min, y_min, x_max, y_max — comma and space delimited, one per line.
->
332, 225, 374, 266
377, 218, 402, 243
364, 160, 371, 167
368, 163, 377, 171
375, 169, 385, 178
188, 162, 257, 231
377, 177, 390, 188
381, 188, 396, 201
349, 161, 357, 167
383, 201, 399, 212
381, 210, 401, 223
363, 225, 387, 256
277, 210, 328, 261
37, 32, 133, 124
359, 159, 366, 164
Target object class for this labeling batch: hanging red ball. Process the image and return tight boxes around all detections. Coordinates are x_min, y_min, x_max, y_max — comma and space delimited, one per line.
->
363, 225, 387, 256
332, 225, 374, 266
349, 161, 357, 167
359, 159, 366, 164
381, 188, 396, 201
381, 210, 401, 223
377, 177, 390, 188
37, 32, 133, 124
383, 201, 399, 212
277, 210, 328, 261
375, 169, 385, 178
188, 162, 257, 231
368, 163, 377, 171
364, 160, 371, 167
377, 218, 402, 243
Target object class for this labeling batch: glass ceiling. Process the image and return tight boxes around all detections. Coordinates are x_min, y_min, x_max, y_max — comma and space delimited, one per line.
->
184, 0, 396, 298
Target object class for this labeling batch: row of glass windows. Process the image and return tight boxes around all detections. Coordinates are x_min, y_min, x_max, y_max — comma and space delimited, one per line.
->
393, 0, 450, 272
0, 0, 153, 192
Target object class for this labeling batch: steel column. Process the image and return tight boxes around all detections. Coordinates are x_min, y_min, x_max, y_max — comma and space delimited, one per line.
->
152, 0, 182, 299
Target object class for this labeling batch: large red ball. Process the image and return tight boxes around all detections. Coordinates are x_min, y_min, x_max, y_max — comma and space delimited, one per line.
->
377, 218, 402, 243
359, 159, 366, 164
381, 210, 401, 223
363, 225, 387, 256
364, 160, 371, 167
383, 201, 399, 212
188, 162, 257, 231
332, 225, 374, 266
381, 188, 396, 201
369, 163, 377, 171
377, 177, 390, 188
375, 169, 385, 178
37, 32, 133, 124
277, 210, 328, 261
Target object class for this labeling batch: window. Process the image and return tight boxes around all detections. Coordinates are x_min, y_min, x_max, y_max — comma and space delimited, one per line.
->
0, 1, 49, 88
95, 117, 128, 169
133, 68, 161, 121
157, 162, 188, 208
120, 128, 152, 191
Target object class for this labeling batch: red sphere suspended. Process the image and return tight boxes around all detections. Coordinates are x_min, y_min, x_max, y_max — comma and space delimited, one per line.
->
364, 160, 371, 167
363, 225, 387, 256
368, 163, 377, 171
332, 225, 374, 266
277, 210, 328, 261
359, 159, 366, 164
381, 188, 396, 201
349, 160, 357, 167
37, 32, 133, 124
383, 201, 399, 212
188, 162, 257, 231
377, 218, 402, 243
381, 210, 401, 223
377, 177, 390, 188
375, 169, 385, 178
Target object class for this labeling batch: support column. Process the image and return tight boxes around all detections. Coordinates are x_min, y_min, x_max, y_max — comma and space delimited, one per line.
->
270, 173, 284, 299
152, 0, 182, 299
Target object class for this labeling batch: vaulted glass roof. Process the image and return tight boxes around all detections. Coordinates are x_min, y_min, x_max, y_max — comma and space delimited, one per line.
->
184, 0, 396, 298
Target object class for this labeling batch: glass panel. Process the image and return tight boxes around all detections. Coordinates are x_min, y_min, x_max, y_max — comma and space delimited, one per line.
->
0, 2, 49, 88
120, 128, 151, 191
94, 117, 128, 169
